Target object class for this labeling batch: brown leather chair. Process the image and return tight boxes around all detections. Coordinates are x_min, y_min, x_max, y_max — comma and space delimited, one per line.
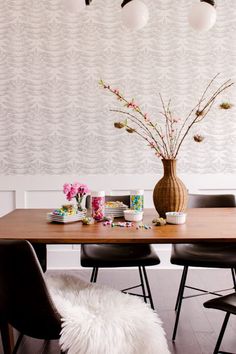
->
0, 240, 62, 354
81, 195, 160, 309
171, 194, 236, 340
204, 292, 236, 354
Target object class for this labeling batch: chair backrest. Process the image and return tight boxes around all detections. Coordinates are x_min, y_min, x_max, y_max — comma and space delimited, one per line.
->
188, 194, 236, 208
0, 240, 61, 339
86, 195, 130, 209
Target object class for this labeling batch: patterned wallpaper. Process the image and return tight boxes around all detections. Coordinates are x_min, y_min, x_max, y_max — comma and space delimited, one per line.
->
0, 0, 236, 175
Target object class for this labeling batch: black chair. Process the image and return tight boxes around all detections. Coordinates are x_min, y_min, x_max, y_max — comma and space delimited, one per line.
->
0, 240, 62, 354
171, 194, 236, 340
32, 243, 47, 272
204, 292, 236, 354
0, 240, 168, 354
81, 195, 160, 309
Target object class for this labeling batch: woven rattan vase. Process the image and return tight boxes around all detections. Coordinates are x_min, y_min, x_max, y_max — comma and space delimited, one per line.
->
153, 159, 188, 218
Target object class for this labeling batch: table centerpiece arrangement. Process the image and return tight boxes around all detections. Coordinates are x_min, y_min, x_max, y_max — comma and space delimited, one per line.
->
63, 181, 89, 212
47, 182, 89, 223
99, 74, 233, 217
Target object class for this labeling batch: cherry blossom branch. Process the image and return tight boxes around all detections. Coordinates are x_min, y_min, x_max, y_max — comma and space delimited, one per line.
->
110, 109, 166, 154
125, 124, 165, 158
174, 80, 233, 157
99, 80, 171, 157
173, 78, 233, 157
99, 77, 234, 160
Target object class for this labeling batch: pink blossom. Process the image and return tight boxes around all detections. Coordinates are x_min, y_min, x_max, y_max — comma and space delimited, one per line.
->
127, 101, 138, 110
63, 183, 71, 195
173, 116, 181, 123
66, 191, 73, 201
113, 89, 120, 95
70, 186, 78, 198
149, 142, 155, 148
78, 184, 89, 195
72, 181, 81, 194
63, 181, 89, 202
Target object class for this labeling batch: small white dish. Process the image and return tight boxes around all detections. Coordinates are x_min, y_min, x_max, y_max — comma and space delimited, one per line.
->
165, 212, 186, 224
124, 210, 143, 222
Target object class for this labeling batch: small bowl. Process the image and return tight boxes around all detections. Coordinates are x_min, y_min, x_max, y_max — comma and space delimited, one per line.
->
124, 210, 143, 222
165, 212, 186, 224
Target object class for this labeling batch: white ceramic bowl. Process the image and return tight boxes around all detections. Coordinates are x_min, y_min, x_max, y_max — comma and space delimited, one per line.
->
124, 210, 143, 222
165, 212, 186, 225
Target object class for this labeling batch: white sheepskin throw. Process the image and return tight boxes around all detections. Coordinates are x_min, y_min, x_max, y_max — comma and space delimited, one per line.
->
46, 273, 170, 354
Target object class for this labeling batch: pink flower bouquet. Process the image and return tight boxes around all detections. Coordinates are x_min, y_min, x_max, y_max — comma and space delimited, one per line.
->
63, 182, 89, 211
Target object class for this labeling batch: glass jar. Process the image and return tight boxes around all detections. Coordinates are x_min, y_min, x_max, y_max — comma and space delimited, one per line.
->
130, 190, 144, 212
91, 191, 105, 221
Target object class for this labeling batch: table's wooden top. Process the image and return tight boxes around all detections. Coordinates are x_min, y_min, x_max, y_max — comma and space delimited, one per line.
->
0, 208, 235, 244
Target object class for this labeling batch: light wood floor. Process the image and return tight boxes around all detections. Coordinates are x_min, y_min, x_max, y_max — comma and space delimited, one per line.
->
1, 268, 236, 354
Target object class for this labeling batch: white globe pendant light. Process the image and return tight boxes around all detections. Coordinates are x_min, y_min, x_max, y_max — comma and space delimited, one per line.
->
121, 0, 149, 30
62, 0, 91, 13
188, 0, 216, 32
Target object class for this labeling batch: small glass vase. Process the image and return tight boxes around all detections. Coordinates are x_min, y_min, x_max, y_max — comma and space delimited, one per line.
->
77, 203, 83, 212
75, 197, 84, 213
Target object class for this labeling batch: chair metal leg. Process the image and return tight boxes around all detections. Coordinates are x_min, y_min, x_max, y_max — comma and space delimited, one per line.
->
94, 267, 99, 282
12, 333, 24, 354
32, 243, 47, 273
172, 265, 188, 341
213, 312, 230, 354
175, 266, 189, 311
90, 267, 96, 282
142, 266, 154, 310
90, 267, 99, 283
138, 266, 147, 303
0, 321, 14, 354
231, 268, 236, 290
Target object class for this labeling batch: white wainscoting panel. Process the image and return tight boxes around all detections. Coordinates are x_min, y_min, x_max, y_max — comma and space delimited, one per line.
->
0, 191, 15, 217
26, 191, 67, 209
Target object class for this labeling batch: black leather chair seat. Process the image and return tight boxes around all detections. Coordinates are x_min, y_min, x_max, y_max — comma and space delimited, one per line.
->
81, 244, 160, 268
204, 292, 236, 315
171, 243, 236, 268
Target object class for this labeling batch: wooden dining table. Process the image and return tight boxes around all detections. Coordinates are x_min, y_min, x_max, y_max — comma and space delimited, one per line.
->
0, 207, 236, 244
1, 207, 236, 354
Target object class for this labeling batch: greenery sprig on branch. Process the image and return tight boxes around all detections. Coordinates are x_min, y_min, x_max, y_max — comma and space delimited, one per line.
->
99, 74, 233, 159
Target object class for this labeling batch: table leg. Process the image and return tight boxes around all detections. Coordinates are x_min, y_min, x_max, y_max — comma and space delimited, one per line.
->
0, 321, 14, 354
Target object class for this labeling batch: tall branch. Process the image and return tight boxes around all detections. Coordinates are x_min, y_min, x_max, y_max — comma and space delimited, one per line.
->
100, 77, 234, 161
174, 80, 233, 158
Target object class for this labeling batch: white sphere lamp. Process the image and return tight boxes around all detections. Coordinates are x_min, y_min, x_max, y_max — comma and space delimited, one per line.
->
188, 0, 217, 32
62, 0, 91, 13
121, 0, 149, 30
